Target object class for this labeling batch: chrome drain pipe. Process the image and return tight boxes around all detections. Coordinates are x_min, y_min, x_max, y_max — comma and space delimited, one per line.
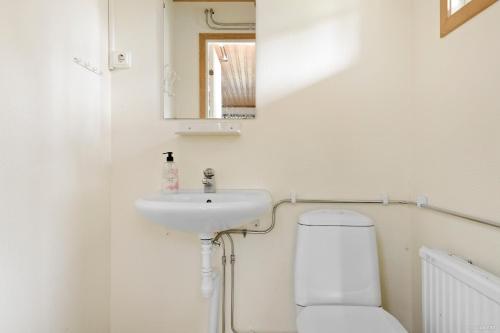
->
214, 196, 500, 244
215, 233, 241, 333
213, 198, 397, 243
219, 237, 226, 333
225, 235, 239, 333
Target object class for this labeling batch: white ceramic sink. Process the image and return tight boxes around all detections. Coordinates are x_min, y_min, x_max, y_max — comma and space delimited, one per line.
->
135, 190, 272, 235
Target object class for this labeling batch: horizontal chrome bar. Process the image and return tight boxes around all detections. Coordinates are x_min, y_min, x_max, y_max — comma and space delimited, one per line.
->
209, 9, 255, 27
422, 203, 500, 229
204, 9, 255, 31
213, 198, 500, 242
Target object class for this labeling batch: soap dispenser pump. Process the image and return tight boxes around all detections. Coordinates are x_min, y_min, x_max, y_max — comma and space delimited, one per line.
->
162, 152, 179, 193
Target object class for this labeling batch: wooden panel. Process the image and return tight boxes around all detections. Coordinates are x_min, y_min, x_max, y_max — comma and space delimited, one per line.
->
199, 33, 256, 118
441, 0, 498, 37
215, 44, 255, 107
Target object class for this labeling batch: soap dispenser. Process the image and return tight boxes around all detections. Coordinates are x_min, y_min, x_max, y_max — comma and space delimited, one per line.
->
162, 152, 179, 193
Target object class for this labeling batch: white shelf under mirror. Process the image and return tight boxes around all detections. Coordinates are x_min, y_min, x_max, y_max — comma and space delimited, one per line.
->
175, 121, 241, 136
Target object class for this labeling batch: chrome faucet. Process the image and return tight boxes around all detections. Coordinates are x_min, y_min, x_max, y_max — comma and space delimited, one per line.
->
202, 168, 216, 193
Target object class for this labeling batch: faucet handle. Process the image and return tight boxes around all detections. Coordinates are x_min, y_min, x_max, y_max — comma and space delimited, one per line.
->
203, 168, 215, 178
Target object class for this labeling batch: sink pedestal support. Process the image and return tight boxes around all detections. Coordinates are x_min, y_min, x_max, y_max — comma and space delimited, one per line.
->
199, 234, 220, 333
200, 234, 215, 298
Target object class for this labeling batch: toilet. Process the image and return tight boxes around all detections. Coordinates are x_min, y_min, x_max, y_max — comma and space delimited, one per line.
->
294, 209, 407, 333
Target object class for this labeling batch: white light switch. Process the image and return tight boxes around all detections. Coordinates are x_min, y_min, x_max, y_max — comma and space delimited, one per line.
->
111, 51, 132, 69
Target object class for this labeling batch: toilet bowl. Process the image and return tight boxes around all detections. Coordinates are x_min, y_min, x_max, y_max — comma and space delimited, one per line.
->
297, 306, 406, 333
294, 209, 407, 333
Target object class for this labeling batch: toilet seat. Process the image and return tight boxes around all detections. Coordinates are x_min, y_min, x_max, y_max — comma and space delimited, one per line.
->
296, 305, 407, 333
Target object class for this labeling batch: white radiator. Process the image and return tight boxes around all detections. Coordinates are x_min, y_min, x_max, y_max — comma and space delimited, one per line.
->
420, 247, 500, 333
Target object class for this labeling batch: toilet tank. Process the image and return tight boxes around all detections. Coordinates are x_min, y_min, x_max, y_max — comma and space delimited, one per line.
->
294, 209, 381, 307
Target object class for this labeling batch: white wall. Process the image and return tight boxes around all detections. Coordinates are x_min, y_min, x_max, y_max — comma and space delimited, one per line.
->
0, 0, 111, 332
4, 1, 499, 332
410, 2, 500, 332
110, 0, 413, 332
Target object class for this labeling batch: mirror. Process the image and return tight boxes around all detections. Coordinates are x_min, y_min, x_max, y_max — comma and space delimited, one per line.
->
163, 1, 257, 119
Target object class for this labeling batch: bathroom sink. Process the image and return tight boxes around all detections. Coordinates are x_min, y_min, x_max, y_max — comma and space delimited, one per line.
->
135, 190, 272, 236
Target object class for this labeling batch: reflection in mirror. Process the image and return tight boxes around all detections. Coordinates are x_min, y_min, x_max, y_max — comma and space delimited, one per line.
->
200, 34, 256, 119
163, 1, 256, 119
448, 0, 472, 15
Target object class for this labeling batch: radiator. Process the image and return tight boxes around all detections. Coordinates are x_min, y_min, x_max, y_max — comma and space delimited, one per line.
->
420, 247, 500, 333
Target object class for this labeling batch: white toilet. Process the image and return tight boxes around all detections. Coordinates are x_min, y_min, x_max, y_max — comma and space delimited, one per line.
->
294, 209, 407, 333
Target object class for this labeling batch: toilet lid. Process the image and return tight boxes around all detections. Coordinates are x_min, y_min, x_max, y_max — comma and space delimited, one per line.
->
297, 305, 407, 333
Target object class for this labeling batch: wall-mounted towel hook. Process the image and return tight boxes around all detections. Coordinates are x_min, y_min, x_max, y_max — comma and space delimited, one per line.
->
73, 57, 103, 76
